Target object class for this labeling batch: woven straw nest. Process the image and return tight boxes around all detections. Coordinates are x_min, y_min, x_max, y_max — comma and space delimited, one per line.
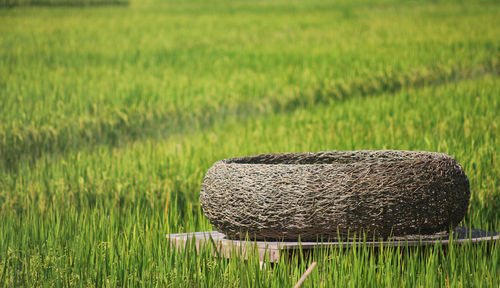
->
200, 150, 470, 241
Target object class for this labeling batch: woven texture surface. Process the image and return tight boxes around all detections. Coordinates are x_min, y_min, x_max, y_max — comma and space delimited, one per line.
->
200, 150, 470, 241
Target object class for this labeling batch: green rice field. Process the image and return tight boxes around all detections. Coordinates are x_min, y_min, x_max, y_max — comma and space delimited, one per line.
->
0, 0, 499, 286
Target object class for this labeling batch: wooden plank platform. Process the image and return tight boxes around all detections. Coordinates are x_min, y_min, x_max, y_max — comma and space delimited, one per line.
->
166, 227, 498, 262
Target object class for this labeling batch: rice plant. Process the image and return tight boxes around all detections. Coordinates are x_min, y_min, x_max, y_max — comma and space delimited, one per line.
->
0, 0, 498, 286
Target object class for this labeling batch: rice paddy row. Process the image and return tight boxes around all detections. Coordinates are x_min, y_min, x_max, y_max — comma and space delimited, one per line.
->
0, 0, 499, 286
1, 0, 499, 170
1, 76, 498, 286
0, 0, 127, 8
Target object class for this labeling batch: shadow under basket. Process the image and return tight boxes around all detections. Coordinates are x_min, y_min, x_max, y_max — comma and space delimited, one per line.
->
200, 150, 470, 241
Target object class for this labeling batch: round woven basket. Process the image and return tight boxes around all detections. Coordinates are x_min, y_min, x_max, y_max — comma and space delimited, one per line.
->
200, 150, 470, 241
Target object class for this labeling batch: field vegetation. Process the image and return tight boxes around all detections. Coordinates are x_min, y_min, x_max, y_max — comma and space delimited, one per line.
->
0, 0, 127, 7
0, 0, 499, 286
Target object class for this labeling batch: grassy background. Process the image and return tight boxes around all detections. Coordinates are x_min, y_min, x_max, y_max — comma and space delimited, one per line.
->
0, 0, 127, 7
0, 0, 499, 286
